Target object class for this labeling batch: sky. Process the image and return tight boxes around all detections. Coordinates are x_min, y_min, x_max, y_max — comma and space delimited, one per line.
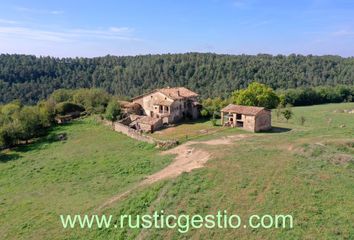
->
0, 0, 353, 57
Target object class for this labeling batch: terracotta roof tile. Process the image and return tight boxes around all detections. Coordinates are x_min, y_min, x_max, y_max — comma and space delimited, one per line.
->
221, 104, 268, 116
131, 87, 198, 101
158, 87, 198, 100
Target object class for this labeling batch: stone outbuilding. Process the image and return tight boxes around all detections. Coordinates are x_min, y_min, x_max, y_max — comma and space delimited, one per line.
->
220, 104, 271, 132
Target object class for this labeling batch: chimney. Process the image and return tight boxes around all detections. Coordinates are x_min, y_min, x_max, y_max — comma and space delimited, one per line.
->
177, 90, 180, 96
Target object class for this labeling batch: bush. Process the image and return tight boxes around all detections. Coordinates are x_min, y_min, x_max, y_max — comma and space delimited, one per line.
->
72, 88, 110, 114
0, 104, 48, 147
202, 97, 229, 116
104, 101, 121, 122
200, 109, 209, 118
281, 105, 293, 122
55, 102, 85, 115
50, 89, 74, 103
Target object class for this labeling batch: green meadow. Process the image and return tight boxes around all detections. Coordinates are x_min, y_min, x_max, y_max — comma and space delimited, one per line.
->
1, 103, 353, 239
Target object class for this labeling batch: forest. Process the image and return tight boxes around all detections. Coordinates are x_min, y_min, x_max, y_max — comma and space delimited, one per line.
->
0, 53, 354, 104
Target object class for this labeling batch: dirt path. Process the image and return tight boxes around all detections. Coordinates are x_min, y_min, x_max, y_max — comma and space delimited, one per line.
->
97, 134, 249, 211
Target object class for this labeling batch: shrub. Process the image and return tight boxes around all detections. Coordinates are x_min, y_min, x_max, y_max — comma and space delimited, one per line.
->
281, 105, 293, 122
72, 88, 110, 114
200, 109, 209, 118
55, 102, 85, 115
104, 101, 121, 122
50, 89, 75, 103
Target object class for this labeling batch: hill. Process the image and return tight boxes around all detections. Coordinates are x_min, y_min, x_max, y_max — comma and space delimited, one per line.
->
1, 53, 354, 104
0, 103, 353, 239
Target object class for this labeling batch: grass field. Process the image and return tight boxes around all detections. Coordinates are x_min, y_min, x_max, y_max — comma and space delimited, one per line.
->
150, 119, 229, 143
1, 103, 353, 239
0, 118, 173, 239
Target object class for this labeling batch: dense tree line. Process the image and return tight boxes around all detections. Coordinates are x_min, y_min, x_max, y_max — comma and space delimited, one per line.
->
201, 84, 354, 117
278, 85, 354, 106
0, 53, 353, 104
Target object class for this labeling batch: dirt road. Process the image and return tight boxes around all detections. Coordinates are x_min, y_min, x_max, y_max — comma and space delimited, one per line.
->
97, 134, 249, 210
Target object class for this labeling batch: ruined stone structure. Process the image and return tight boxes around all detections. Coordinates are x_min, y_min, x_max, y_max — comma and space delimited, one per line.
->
119, 101, 143, 115
220, 104, 271, 132
120, 114, 163, 133
101, 119, 178, 148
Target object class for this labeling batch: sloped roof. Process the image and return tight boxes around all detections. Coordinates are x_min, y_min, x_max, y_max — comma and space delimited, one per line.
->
158, 87, 198, 100
131, 87, 198, 101
221, 104, 269, 116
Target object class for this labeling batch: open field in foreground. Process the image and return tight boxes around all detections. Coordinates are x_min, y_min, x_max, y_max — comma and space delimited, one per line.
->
1, 103, 353, 239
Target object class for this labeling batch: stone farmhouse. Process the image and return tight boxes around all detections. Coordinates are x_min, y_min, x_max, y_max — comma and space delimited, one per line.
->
221, 104, 271, 132
120, 87, 201, 132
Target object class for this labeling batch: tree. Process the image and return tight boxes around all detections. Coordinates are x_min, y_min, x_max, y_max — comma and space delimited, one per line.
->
1, 53, 353, 105
55, 102, 85, 115
72, 88, 110, 113
201, 97, 229, 117
17, 106, 41, 143
50, 89, 74, 103
104, 101, 121, 123
0, 121, 23, 147
0, 88, 115, 149
281, 105, 293, 122
37, 99, 56, 127
232, 82, 279, 109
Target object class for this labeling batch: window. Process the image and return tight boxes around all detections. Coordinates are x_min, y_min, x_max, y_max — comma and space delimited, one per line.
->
166, 106, 169, 112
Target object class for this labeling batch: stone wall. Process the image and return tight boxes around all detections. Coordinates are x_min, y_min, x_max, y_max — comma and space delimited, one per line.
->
244, 115, 256, 131
255, 110, 272, 132
107, 121, 155, 144
102, 119, 178, 148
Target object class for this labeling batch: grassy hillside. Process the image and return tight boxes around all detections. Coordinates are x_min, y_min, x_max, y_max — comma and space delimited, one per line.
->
1, 103, 353, 239
0, 118, 172, 239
